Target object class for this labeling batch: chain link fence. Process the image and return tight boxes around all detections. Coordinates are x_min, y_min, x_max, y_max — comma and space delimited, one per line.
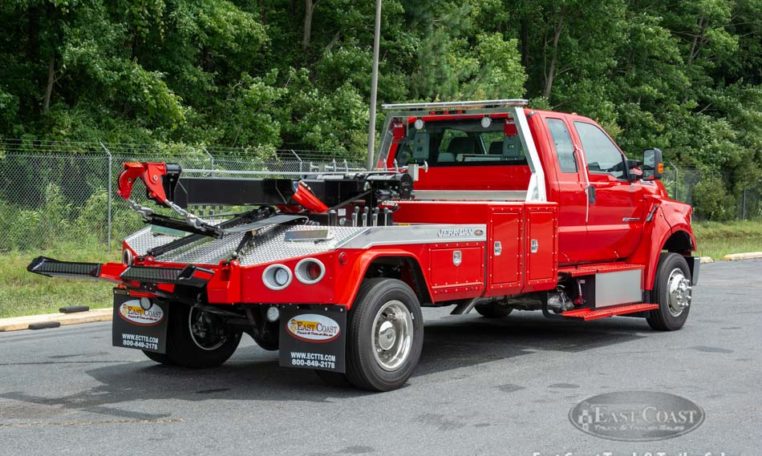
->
662, 164, 762, 221
0, 140, 364, 252
1, 141, 760, 253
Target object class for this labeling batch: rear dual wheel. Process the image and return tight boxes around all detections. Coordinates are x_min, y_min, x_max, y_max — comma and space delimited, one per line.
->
143, 304, 241, 368
317, 279, 424, 392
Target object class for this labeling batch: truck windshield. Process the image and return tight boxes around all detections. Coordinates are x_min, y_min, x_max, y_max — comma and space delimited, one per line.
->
394, 118, 528, 167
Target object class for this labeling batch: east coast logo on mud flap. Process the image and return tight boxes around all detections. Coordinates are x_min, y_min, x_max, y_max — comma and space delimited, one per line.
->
118, 300, 164, 326
286, 314, 340, 343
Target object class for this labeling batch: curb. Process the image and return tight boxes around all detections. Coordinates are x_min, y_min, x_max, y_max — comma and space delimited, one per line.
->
699, 256, 714, 264
0, 308, 111, 332
722, 251, 762, 261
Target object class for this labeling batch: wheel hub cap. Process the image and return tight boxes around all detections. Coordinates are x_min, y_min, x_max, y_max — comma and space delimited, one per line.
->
667, 269, 692, 317
189, 308, 228, 351
372, 300, 414, 371
378, 321, 396, 350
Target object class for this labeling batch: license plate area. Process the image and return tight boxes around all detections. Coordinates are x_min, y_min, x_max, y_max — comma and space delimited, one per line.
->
112, 289, 169, 353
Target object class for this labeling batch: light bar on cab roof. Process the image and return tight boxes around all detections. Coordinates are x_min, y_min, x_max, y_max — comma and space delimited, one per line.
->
381, 99, 529, 113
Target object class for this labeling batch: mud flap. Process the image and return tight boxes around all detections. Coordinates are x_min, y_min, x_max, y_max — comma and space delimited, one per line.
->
278, 305, 347, 373
112, 289, 169, 354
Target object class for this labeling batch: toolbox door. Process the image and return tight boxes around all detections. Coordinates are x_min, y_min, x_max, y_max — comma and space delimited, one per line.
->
524, 206, 558, 291
489, 209, 523, 294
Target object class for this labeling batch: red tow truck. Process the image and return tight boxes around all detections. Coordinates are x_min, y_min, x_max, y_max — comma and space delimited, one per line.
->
29, 100, 698, 391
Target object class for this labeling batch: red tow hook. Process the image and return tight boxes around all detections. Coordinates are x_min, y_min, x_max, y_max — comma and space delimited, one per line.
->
117, 162, 180, 206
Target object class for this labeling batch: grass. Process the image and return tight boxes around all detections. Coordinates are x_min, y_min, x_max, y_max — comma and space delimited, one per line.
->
1, 221, 760, 319
0, 242, 119, 319
693, 220, 762, 259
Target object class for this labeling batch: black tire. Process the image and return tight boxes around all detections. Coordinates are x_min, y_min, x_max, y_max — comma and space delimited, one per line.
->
165, 303, 242, 368
142, 350, 173, 365
474, 302, 513, 318
647, 253, 692, 331
344, 278, 424, 392
251, 322, 279, 351
315, 370, 352, 388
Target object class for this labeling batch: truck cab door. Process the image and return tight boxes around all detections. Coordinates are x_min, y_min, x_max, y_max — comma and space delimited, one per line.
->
571, 121, 643, 262
542, 116, 589, 265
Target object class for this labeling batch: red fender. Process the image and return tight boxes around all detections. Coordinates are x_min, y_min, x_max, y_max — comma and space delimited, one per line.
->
630, 201, 695, 290
335, 249, 433, 308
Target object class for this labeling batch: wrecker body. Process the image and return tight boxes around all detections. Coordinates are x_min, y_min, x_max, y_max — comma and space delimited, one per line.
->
29, 100, 698, 391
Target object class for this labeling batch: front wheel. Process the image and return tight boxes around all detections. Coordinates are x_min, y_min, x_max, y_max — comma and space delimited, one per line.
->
647, 253, 692, 331
343, 278, 424, 392
143, 303, 241, 368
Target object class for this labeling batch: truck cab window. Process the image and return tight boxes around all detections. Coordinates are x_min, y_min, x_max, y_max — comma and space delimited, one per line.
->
438, 129, 470, 163
574, 121, 626, 179
546, 118, 577, 173
396, 119, 528, 167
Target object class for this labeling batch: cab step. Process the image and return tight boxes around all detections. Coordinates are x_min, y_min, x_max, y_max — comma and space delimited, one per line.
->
561, 303, 658, 321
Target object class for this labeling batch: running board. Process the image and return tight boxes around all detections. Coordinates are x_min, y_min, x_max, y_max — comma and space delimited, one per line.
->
27, 257, 101, 279
561, 303, 658, 321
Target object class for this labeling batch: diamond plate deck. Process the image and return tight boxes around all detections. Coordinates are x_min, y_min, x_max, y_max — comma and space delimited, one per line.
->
124, 219, 487, 267
125, 224, 367, 266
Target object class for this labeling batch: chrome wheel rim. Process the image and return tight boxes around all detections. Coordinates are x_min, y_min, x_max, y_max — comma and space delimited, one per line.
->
666, 268, 692, 317
371, 300, 413, 371
188, 308, 228, 351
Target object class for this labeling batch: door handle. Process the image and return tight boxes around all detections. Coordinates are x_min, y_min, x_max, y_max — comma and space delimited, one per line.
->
587, 185, 596, 204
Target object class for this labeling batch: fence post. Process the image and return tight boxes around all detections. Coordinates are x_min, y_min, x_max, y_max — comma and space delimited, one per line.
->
203, 147, 214, 176
99, 142, 113, 249
290, 149, 303, 174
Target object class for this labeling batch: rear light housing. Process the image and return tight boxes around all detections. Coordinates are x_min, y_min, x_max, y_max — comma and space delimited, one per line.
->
262, 264, 292, 290
295, 258, 326, 285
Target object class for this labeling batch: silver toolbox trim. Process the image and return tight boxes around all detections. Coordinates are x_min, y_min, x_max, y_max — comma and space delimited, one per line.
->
594, 269, 642, 308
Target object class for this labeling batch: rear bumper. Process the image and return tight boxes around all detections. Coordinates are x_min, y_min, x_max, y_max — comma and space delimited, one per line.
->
26, 256, 342, 306
120, 265, 214, 288
27, 257, 212, 289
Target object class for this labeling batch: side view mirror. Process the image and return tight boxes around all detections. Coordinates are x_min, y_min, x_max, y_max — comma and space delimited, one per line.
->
642, 148, 664, 180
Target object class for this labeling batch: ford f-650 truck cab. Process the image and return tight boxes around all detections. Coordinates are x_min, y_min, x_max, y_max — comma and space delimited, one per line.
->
29, 99, 697, 391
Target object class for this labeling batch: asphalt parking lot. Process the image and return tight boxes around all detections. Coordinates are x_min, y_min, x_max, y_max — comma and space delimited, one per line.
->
0, 260, 759, 456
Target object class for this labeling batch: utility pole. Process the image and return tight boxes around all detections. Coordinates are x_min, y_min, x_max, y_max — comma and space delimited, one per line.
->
366, 0, 382, 170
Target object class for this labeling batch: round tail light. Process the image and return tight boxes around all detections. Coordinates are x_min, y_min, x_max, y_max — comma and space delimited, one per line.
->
262, 264, 292, 290
295, 258, 326, 285
122, 249, 134, 266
